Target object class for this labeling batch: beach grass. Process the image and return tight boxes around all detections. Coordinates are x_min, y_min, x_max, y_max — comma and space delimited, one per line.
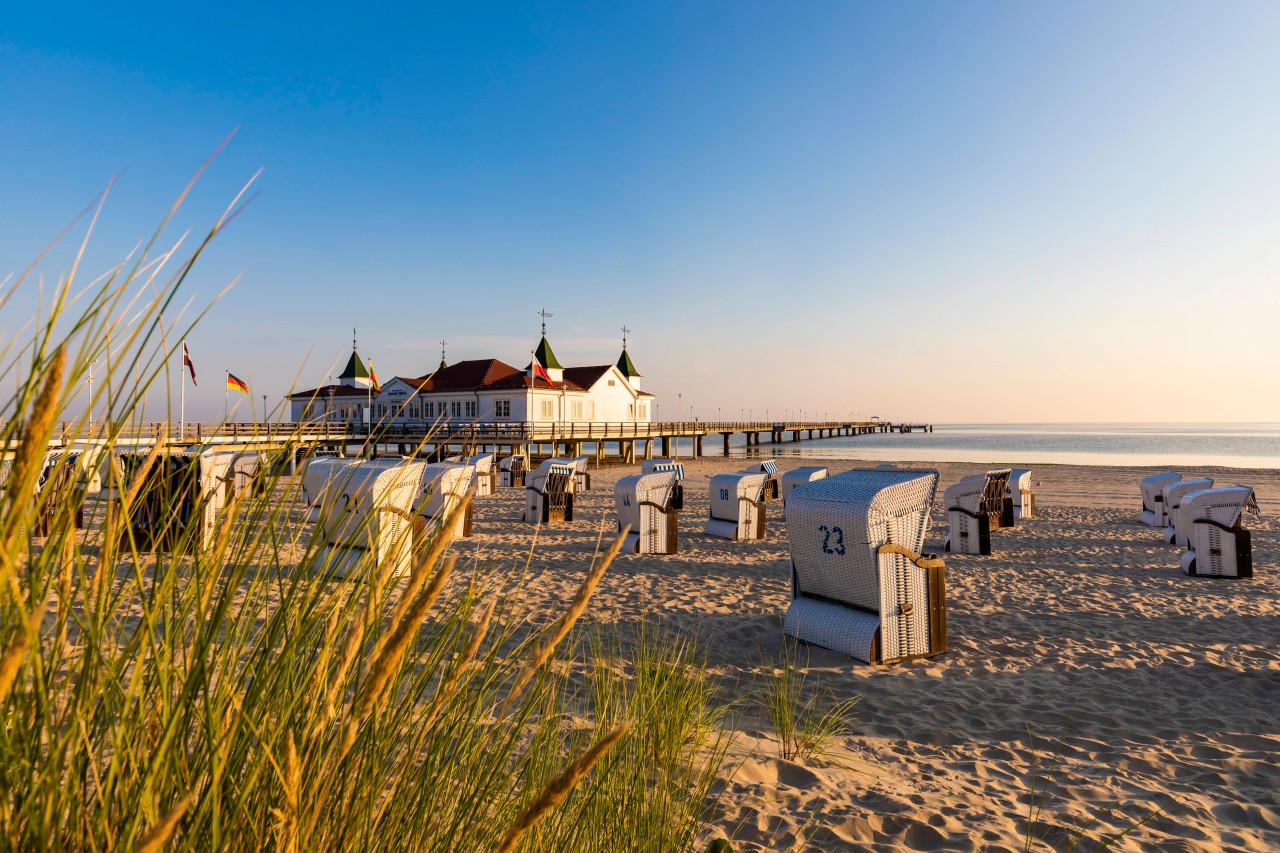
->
0, 178, 737, 851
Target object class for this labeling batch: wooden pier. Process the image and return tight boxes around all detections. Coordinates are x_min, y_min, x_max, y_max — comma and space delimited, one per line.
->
12, 418, 934, 466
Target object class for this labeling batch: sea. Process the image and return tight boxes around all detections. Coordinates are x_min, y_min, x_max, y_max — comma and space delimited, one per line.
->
665, 423, 1280, 469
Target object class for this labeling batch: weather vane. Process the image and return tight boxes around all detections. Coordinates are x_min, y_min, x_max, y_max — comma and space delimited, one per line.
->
352, 327, 357, 351
621, 325, 630, 350
539, 308, 554, 336
440, 339, 447, 361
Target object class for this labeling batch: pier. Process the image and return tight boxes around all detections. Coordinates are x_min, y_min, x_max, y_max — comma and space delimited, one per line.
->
14, 418, 934, 465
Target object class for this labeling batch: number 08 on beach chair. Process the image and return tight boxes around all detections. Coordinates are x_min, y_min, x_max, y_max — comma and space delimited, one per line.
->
704, 471, 768, 540
783, 469, 947, 665
614, 470, 681, 554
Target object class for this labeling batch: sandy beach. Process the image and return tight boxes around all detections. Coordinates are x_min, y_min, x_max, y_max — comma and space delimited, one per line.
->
444, 457, 1280, 852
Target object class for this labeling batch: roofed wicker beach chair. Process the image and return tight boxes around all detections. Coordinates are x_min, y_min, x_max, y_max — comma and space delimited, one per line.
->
1162, 477, 1214, 547
467, 453, 496, 497
704, 471, 768, 540
230, 452, 264, 498
1008, 468, 1036, 519
1139, 472, 1181, 527
32, 450, 83, 536
311, 459, 427, 580
614, 469, 681, 554
781, 466, 829, 507
783, 468, 946, 665
415, 461, 474, 541
500, 454, 527, 488
942, 471, 1008, 555
547, 455, 592, 492
755, 459, 782, 500
301, 457, 357, 523
119, 449, 236, 552
525, 462, 576, 524
1179, 486, 1259, 578
642, 458, 685, 509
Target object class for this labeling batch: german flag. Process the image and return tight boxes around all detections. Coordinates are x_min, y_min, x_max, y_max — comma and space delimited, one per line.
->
226, 372, 249, 394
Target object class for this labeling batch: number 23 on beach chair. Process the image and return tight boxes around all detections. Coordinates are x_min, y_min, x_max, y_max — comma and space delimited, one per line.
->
783, 469, 947, 665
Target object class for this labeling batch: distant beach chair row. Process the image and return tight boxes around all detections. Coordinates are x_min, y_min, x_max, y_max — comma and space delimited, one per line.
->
1139, 472, 1259, 578
942, 468, 1037, 556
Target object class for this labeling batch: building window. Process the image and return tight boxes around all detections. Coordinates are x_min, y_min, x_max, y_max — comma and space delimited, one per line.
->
425, 401, 435, 419
638, 402, 648, 419
495, 400, 511, 418
451, 401, 462, 418
586, 401, 595, 420
465, 400, 477, 418
540, 399, 554, 420
570, 400, 583, 420
608, 379, 615, 386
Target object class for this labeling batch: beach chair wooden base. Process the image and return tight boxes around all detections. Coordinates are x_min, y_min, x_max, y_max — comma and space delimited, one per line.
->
1181, 523, 1252, 578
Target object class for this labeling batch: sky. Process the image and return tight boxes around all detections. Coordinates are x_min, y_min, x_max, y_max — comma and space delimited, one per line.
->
2, 2, 1279, 423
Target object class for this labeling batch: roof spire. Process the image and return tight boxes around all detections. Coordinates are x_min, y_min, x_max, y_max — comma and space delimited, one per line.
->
438, 339, 448, 371
539, 308, 554, 336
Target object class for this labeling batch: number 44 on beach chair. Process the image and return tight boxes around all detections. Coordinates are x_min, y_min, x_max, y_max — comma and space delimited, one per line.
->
783, 469, 947, 665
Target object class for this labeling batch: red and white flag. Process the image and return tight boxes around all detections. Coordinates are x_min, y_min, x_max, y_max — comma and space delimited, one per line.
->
530, 355, 552, 385
182, 342, 198, 386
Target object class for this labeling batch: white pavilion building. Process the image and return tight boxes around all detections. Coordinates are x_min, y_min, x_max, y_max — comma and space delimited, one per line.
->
289, 330, 654, 427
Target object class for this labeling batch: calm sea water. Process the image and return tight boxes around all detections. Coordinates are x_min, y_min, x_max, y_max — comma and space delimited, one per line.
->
670, 423, 1280, 469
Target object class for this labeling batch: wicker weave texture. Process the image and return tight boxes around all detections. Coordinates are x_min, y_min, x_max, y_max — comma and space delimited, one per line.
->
615, 470, 679, 553
1141, 472, 1182, 517
417, 462, 473, 539
525, 464, 576, 523
783, 596, 879, 663
784, 469, 938, 613
706, 471, 767, 540
781, 467, 829, 506
1162, 478, 1214, 546
315, 459, 425, 579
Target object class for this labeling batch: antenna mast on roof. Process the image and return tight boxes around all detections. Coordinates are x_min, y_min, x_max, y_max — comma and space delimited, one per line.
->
539, 308, 553, 336
621, 325, 630, 350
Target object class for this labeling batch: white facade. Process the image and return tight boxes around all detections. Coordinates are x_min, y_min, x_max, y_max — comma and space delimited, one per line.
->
291, 362, 653, 425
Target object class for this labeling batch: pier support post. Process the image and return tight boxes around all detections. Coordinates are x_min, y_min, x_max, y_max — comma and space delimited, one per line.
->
660, 436, 670, 456
694, 435, 703, 457
721, 432, 731, 456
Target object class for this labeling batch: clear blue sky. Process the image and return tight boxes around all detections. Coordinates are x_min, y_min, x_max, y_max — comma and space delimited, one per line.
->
3, 2, 1279, 422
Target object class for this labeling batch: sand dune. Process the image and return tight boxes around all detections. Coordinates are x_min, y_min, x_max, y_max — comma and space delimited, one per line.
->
451, 458, 1280, 852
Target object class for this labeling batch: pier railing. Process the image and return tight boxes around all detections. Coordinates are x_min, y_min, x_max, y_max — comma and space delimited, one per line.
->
3, 419, 896, 447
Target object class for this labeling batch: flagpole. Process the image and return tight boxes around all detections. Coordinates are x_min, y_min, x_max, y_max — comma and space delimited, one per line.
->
180, 338, 186, 440
225, 371, 229, 422
367, 359, 372, 431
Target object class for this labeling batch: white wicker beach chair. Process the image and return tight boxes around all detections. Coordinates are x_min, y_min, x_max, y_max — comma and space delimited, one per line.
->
1139, 472, 1181, 527
1008, 468, 1036, 519
783, 468, 946, 664
781, 466, 829, 507
642, 459, 685, 509
31, 450, 83, 535
525, 462, 576, 524
704, 471, 768, 540
466, 453, 495, 497
1162, 477, 1214, 547
614, 470, 680, 554
1178, 486, 1259, 578
230, 452, 263, 498
943, 475, 989, 555
311, 459, 427, 580
756, 459, 781, 501
547, 456, 592, 492
415, 461, 474, 541
499, 454, 527, 488
119, 449, 236, 551
301, 457, 358, 523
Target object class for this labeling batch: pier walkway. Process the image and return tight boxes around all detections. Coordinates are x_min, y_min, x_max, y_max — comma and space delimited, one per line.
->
10, 418, 934, 464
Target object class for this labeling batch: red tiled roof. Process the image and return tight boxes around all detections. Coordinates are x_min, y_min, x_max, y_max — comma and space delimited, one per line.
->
408, 358, 586, 392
